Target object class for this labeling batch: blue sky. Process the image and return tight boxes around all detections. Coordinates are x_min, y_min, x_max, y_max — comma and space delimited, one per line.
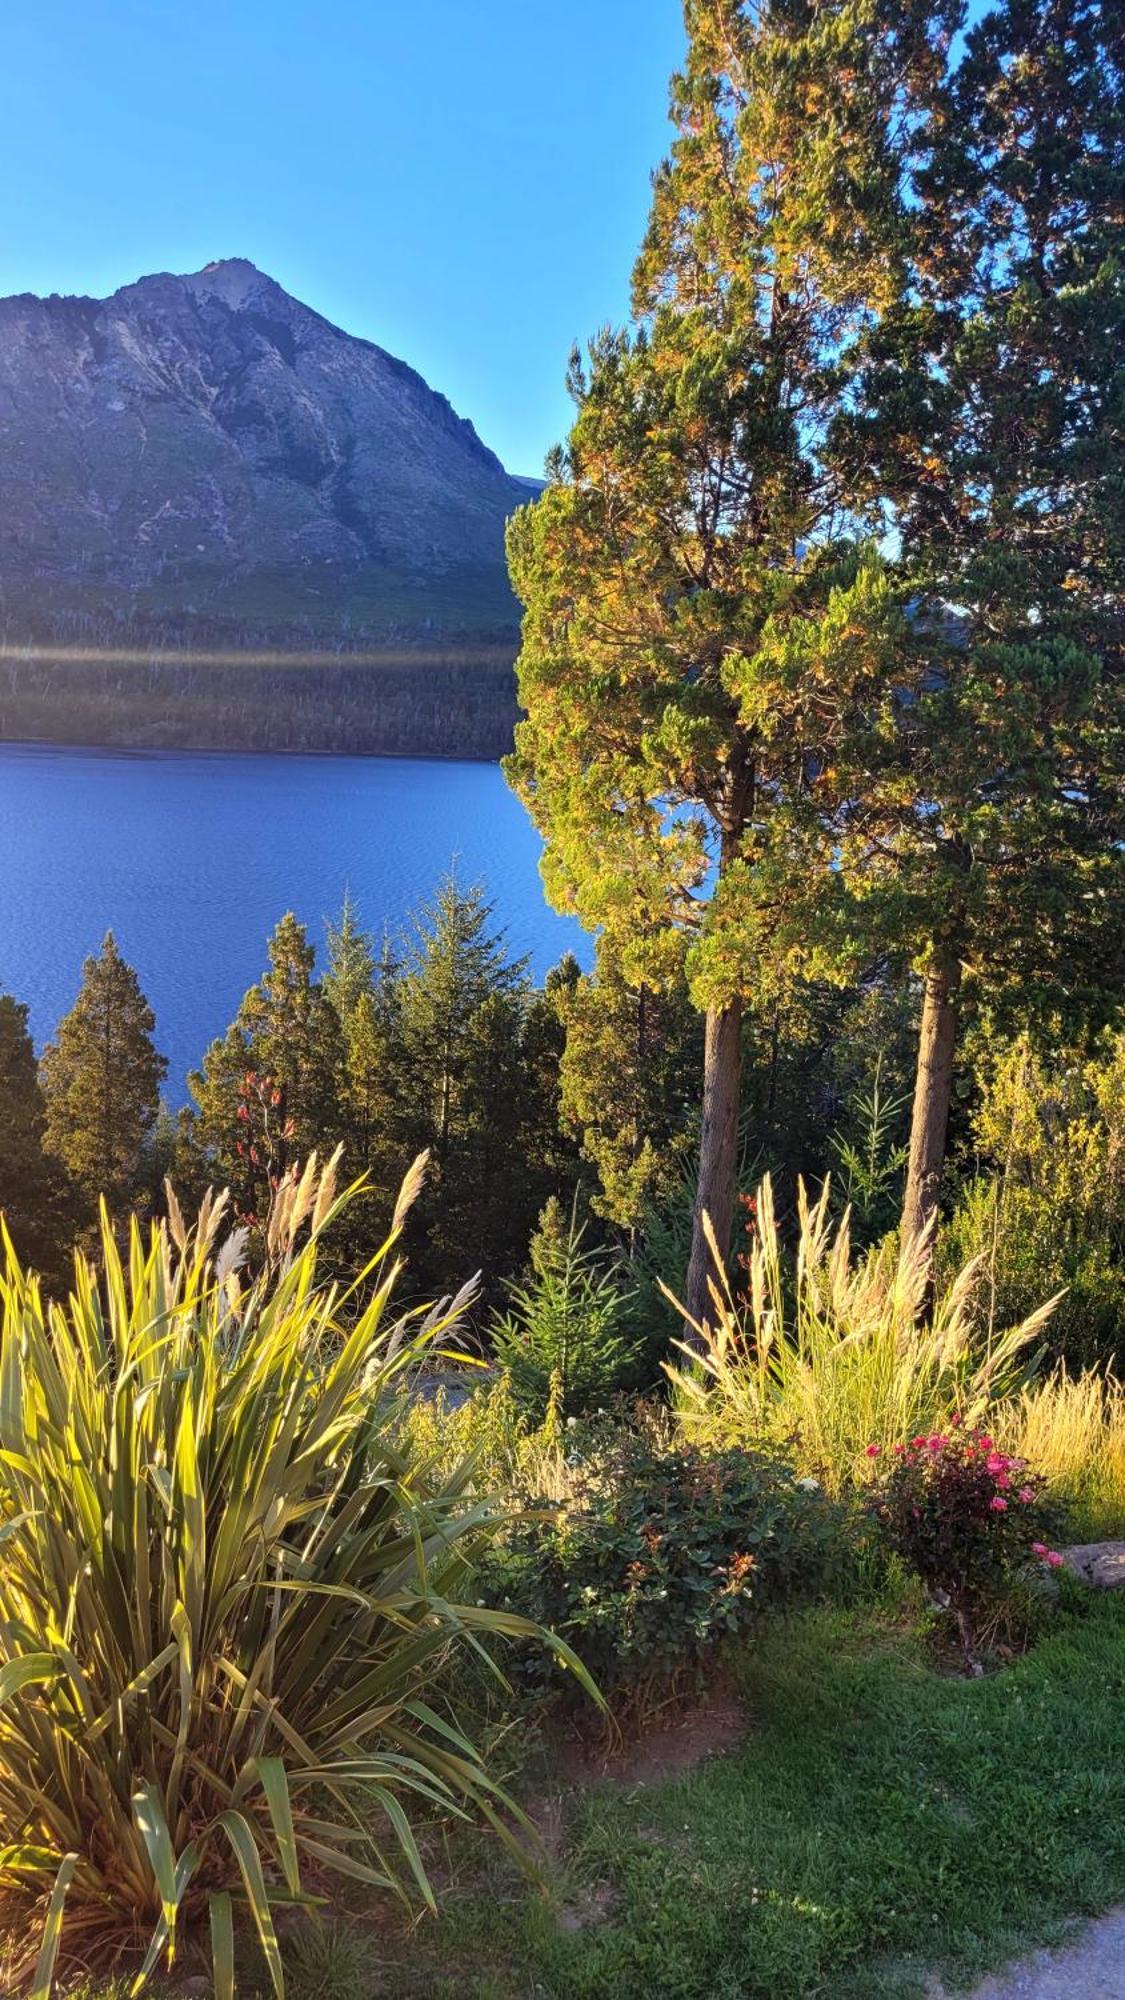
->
0, 1, 686, 476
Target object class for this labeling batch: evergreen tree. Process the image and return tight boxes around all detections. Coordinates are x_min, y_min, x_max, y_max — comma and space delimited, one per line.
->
397, 874, 526, 1171
837, 0, 1125, 1247
0, 993, 70, 1276
340, 971, 404, 1180
189, 913, 344, 1222
557, 938, 699, 1240
395, 875, 547, 1292
324, 890, 376, 1025
506, 0, 956, 1324
40, 934, 167, 1219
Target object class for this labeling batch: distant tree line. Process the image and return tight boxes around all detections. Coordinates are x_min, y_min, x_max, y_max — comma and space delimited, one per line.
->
0, 654, 519, 759
1, 876, 1120, 1372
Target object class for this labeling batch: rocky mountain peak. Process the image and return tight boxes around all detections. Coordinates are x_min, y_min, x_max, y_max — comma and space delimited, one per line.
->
0, 262, 531, 644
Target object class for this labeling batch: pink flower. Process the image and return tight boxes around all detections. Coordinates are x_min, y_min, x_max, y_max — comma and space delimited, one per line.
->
990, 1495, 1008, 1512
927, 1434, 947, 1451
892, 1443, 905, 1454
1046, 1551, 1064, 1569
865, 1443, 881, 1458
995, 1472, 1012, 1489
1019, 1487, 1035, 1504
1032, 1542, 1048, 1557
978, 1436, 994, 1451
986, 1453, 1007, 1475
950, 1412, 963, 1428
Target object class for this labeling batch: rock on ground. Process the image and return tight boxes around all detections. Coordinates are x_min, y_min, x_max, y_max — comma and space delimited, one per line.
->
1062, 1543, 1125, 1589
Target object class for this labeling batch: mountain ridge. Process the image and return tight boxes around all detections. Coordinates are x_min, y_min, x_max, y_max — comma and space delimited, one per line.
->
0, 260, 537, 755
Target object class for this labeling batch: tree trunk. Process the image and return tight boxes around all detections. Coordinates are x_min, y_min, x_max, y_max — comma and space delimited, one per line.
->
684, 999, 743, 1336
901, 941, 963, 1254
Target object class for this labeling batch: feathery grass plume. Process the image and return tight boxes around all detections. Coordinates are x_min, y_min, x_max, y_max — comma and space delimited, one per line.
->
666, 1176, 1058, 1492
996, 1370, 1125, 1539
0, 1156, 594, 1995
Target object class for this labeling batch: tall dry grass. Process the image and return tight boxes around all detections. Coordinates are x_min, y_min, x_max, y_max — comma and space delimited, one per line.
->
668, 1177, 1061, 1494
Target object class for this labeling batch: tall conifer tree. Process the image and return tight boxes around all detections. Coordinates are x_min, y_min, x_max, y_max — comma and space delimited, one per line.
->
837, 0, 1125, 1246
507, 0, 956, 1323
189, 913, 344, 1220
40, 934, 166, 1218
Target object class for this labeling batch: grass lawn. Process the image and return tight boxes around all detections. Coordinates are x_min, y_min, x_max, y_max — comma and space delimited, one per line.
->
285, 1592, 1125, 2000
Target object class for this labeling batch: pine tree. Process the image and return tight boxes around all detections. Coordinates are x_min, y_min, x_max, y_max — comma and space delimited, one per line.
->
836, 0, 1125, 1248
397, 875, 526, 1170
395, 874, 543, 1291
40, 934, 167, 1219
557, 938, 700, 1240
506, 0, 956, 1324
189, 913, 344, 1222
324, 890, 376, 1025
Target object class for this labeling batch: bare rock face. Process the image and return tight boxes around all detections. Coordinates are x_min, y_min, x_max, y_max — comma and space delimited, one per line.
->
1060, 1542, 1125, 1589
0, 259, 533, 642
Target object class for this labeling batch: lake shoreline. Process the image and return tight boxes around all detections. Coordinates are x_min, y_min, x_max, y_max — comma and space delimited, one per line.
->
0, 734, 505, 766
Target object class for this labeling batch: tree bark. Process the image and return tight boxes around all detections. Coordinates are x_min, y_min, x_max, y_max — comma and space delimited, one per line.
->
684, 998, 743, 1336
901, 940, 963, 1254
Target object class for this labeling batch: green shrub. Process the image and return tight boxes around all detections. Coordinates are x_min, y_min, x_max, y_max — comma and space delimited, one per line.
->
0, 1154, 587, 1998
492, 1199, 640, 1418
485, 1419, 842, 1711
939, 1032, 1125, 1369
395, 1367, 571, 1500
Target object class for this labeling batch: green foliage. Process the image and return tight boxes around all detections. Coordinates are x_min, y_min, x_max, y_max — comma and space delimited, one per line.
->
323, 889, 377, 1025
829, 1055, 910, 1246
833, 0, 1125, 1234
39, 931, 167, 1221
867, 1429, 1062, 1658
555, 939, 699, 1237
492, 1200, 640, 1419
187, 912, 344, 1225
940, 1032, 1125, 1368
0, 1154, 588, 1994
486, 1424, 841, 1709
505, 0, 960, 1313
0, 993, 71, 1281
394, 1370, 569, 1504
392, 875, 571, 1295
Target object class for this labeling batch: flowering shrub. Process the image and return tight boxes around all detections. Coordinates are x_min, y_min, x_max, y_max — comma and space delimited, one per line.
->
867, 1424, 1064, 1658
485, 1422, 843, 1713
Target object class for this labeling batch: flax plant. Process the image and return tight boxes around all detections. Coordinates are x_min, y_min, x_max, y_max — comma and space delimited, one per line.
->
0, 1152, 589, 1998
668, 1178, 1059, 1492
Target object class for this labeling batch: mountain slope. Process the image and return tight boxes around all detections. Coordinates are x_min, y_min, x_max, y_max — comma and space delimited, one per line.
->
0, 259, 533, 644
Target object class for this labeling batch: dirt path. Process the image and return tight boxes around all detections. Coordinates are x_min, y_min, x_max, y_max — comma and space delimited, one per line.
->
931, 1909, 1125, 1999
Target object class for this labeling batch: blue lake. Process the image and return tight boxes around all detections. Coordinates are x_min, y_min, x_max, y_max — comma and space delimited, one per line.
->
0, 744, 589, 1102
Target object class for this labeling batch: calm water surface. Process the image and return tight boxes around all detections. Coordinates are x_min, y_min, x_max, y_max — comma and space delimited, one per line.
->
0, 744, 588, 1101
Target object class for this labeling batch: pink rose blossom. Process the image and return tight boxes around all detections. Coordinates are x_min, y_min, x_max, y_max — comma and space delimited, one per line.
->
1019, 1487, 1035, 1504
1032, 1542, 1048, 1557
989, 1495, 1008, 1512
865, 1443, 881, 1457
1046, 1551, 1064, 1569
